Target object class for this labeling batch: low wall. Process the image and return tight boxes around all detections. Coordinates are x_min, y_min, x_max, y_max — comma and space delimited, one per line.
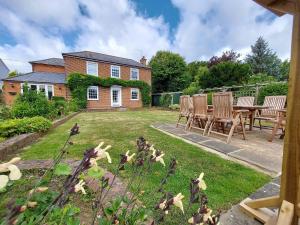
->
0, 112, 80, 161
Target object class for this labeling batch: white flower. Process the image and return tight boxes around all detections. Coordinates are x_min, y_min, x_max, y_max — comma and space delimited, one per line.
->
94, 142, 112, 163
196, 173, 207, 190
0, 175, 9, 189
29, 187, 48, 195
173, 193, 184, 213
0, 157, 21, 173
159, 200, 167, 210
74, 180, 86, 195
27, 201, 38, 208
203, 208, 212, 222
125, 151, 135, 162
8, 165, 22, 180
155, 153, 165, 166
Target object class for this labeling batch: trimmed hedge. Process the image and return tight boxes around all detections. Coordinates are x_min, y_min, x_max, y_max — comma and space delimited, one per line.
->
0, 116, 52, 138
67, 73, 151, 108
258, 82, 288, 105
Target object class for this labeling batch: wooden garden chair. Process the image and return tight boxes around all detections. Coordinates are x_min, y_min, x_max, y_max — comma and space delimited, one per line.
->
268, 109, 286, 142
237, 96, 255, 106
188, 94, 210, 134
207, 92, 246, 143
176, 95, 192, 129
254, 96, 287, 130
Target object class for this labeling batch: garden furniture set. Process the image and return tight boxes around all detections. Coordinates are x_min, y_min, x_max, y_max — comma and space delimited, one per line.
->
177, 93, 287, 143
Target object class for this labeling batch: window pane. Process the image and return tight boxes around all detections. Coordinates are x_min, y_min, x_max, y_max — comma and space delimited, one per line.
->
30, 85, 37, 91
87, 62, 98, 76
39, 85, 45, 93
47, 85, 53, 100
111, 66, 120, 78
87, 86, 98, 100
131, 68, 139, 80
112, 90, 118, 102
131, 89, 138, 100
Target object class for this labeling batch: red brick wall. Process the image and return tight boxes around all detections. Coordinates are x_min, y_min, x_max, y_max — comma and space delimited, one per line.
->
32, 64, 65, 73
2, 81, 67, 105
63, 56, 151, 109
86, 86, 142, 109
2, 81, 21, 105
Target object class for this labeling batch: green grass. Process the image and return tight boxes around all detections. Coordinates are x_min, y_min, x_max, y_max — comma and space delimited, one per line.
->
16, 109, 270, 224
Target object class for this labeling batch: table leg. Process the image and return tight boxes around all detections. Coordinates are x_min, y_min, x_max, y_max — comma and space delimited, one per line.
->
249, 110, 254, 131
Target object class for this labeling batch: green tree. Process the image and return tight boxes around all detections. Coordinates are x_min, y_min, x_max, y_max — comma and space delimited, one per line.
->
149, 51, 187, 92
279, 59, 290, 81
186, 61, 207, 81
200, 62, 251, 88
245, 36, 282, 78
8, 70, 18, 78
248, 73, 276, 84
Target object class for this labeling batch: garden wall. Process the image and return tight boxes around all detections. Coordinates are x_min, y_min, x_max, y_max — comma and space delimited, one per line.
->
0, 112, 80, 160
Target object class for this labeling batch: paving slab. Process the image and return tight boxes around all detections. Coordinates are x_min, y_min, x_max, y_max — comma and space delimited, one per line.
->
201, 140, 242, 154
180, 133, 209, 142
229, 148, 281, 173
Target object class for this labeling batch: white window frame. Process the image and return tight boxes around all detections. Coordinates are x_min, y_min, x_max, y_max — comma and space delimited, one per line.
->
110, 65, 121, 79
130, 68, 139, 80
130, 88, 139, 101
21, 83, 54, 100
86, 61, 98, 76
87, 86, 99, 100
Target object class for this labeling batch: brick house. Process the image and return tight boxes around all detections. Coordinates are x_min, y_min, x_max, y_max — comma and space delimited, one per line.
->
2, 51, 151, 109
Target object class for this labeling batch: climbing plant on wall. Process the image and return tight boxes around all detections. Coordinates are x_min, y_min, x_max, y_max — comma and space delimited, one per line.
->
67, 73, 151, 108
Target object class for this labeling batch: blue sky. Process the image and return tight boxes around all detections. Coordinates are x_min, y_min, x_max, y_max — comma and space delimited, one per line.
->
0, 0, 293, 72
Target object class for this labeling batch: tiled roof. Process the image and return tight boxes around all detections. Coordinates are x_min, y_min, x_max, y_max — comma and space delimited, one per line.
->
0, 59, 9, 81
29, 58, 64, 67
2, 72, 66, 84
62, 51, 150, 69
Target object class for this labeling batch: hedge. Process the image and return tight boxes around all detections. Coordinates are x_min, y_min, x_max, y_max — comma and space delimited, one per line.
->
0, 116, 52, 138
258, 82, 288, 105
67, 73, 151, 108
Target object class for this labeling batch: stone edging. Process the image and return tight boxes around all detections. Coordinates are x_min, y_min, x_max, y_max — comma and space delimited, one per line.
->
0, 112, 81, 161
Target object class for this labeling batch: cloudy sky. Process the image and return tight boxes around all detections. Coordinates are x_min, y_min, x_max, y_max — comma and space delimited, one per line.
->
0, 0, 293, 72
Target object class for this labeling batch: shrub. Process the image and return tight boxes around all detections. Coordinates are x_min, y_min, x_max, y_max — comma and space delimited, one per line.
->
257, 82, 288, 104
66, 99, 80, 112
248, 73, 277, 84
183, 84, 199, 96
159, 93, 172, 107
11, 86, 57, 119
52, 98, 67, 116
0, 116, 52, 138
169, 104, 180, 110
0, 106, 12, 121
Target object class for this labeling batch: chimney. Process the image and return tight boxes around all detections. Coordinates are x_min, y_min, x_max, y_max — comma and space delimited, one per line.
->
140, 56, 147, 65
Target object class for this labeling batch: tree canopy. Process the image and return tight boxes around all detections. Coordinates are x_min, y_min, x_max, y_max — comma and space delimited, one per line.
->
245, 37, 282, 78
149, 51, 188, 93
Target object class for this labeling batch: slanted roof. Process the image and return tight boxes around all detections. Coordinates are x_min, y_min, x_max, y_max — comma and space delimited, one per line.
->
62, 51, 150, 69
2, 72, 66, 84
253, 0, 297, 16
29, 58, 65, 67
0, 59, 9, 81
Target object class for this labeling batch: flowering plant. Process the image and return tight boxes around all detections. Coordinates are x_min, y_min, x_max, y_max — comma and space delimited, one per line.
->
0, 124, 220, 225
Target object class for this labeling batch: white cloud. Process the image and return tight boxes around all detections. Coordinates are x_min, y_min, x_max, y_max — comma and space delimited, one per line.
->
0, 0, 294, 73
171, 0, 293, 61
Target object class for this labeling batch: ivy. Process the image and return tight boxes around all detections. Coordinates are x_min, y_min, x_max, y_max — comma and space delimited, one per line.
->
67, 73, 151, 108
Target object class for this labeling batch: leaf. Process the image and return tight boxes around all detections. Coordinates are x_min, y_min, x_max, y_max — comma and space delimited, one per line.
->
87, 166, 104, 179
54, 163, 72, 176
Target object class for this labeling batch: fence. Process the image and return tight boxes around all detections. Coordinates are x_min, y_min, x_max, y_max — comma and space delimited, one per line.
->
151, 81, 287, 106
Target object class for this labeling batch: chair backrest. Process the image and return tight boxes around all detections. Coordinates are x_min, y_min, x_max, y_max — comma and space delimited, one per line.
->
192, 94, 207, 116
237, 96, 255, 107
179, 95, 191, 115
261, 96, 287, 117
212, 92, 233, 119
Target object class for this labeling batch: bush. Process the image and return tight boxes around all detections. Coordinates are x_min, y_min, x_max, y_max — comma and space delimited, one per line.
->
169, 104, 180, 110
0, 116, 52, 138
183, 84, 199, 96
11, 86, 57, 119
257, 82, 288, 104
0, 106, 12, 121
52, 98, 67, 116
248, 73, 277, 84
66, 99, 79, 112
159, 93, 172, 107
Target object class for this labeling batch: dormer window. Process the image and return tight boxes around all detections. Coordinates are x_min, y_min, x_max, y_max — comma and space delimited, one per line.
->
86, 61, 98, 76
111, 65, 120, 78
130, 68, 139, 80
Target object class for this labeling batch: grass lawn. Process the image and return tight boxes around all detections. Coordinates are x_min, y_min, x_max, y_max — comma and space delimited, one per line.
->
16, 109, 270, 224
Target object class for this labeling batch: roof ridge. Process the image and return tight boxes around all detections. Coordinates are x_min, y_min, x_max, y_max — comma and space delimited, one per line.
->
63, 51, 141, 63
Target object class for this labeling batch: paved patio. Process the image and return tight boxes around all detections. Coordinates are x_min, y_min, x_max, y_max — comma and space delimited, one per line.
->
152, 123, 283, 175
152, 123, 283, 224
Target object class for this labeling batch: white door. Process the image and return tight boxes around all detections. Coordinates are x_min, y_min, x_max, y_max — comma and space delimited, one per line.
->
111, 86, 122, 107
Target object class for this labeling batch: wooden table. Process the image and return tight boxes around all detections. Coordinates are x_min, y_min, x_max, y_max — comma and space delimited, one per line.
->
208, 105, 269, 131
